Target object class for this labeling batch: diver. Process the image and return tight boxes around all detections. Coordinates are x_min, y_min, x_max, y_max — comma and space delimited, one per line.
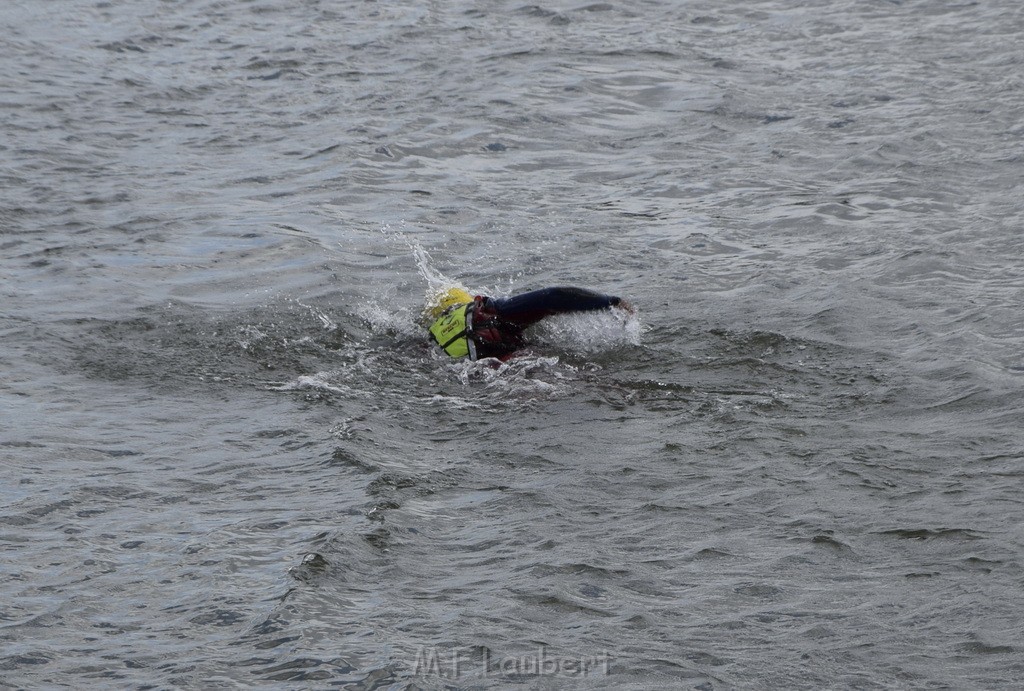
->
426, 286, 633, 361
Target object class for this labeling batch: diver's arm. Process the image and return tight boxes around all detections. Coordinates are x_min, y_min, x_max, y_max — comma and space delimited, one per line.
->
485, 287, 628, 327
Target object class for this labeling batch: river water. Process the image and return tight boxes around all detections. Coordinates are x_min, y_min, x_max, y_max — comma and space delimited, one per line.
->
2, 0, 1023, 688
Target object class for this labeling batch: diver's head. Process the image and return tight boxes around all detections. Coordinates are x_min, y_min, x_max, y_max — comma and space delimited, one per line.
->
426, 287, 473, 320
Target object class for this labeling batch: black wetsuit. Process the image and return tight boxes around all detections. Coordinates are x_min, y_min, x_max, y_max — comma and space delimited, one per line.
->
471, 287, 622, 359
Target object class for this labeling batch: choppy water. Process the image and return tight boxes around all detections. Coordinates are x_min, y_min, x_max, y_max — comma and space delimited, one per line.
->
3, 0, 1024, 688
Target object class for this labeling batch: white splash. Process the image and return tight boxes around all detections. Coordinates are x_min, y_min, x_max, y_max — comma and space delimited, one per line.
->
293, 297, 336, 330
236, 325, 270, 351
378, 222, 476, 319
533, 307, 643, 354
410, 241, 478, 321
354, 300, 420, 338
267, 373, 362, 397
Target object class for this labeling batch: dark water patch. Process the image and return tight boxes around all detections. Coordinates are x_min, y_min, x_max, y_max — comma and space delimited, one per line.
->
91, 448, 142, 458
323, 447, 379, 473
253, 657, 334, 682
688, 548, 737, 561
874, 528, 985, 541
190, 608, 247, 628
529, 562, 630, 579
288, 552, 331, 584
956, 641, 1016, 656
61, 300, 359, 393
515, 5, 571, 25
960, 556, 1002, 574
367, 473, 421, 496
734, 583, 784, 599
808, 534, 856, 554
514, 592, 615, 619
0, 653, 55, 670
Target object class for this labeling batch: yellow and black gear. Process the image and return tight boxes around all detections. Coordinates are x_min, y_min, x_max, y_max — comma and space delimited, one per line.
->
428, 302, 477, 360
426, 287, 473, 321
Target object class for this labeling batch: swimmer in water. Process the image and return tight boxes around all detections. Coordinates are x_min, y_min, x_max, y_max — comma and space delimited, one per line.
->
426, 286, 633, 361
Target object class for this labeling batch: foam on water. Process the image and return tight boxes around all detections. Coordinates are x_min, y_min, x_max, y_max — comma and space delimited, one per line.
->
534, 307, 644, 355
353, 300, 420, 339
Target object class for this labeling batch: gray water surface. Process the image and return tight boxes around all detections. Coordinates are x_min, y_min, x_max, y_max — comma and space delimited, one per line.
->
3, 0, 1023, 688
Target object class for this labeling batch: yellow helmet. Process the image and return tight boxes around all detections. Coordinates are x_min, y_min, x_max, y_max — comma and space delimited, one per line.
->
425, 287, 473, 320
